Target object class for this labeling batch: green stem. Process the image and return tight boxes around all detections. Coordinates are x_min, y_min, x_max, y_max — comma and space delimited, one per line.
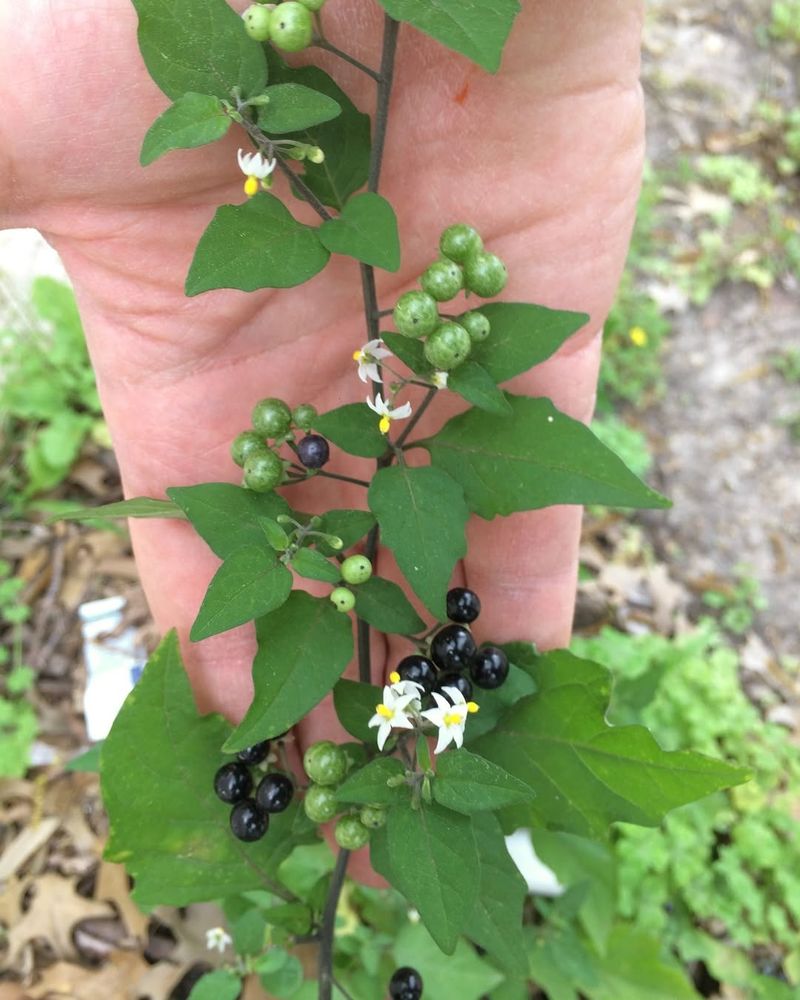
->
394, 387, 437, 449
318, 848, 350, 1000
314, 38, 381, 82
314, 469, 371, 489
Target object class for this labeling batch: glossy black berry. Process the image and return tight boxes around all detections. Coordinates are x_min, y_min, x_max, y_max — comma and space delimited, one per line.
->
470, 645, 510, 689
430, 624, 476, 672
213, 762, 253, 804
436, 671, 473, 701
446, 587, 481, 624
297, 434, 330, 469
397, 654, 437, 694
230, 799, 269, 841
389, 966, 423, 1000
255, 772, 294, 814
236, 740, 271, 766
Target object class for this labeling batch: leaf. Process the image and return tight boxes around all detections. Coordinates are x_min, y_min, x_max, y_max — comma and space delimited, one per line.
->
381, 332, 430, 375
333, 680, 383, 743
188, 970, 242, 1000
257, 82, 341, 133
468, 303, 589, 383
167, 483, 291, 559
393, 920, 504, 999
588, 924, 699, 999
65, 743, 103, 773
319, 192, 400, 271
314, 403, 389, 458
132, 0, 266, 101
473, 649, 750, 839
315, 508, 376, 554
102, 632, 317, 906
463, 662, 537, 744
423, 394, 670, 519
354, 576, 426, 635
261, 517, 291, 551
447, 360, 512, 416
55, 496, 186, 522
385, 801, 480, 953
258, 950, 304, 996
376, 0, 521, 72
368, 465, 468, 619
433, 748, 533, 814
225, 591, 353, 750
186, 194, 330, 295
290, 547, 341, 583
140, 92, 230, 166
190, 546, 293, 641
336, 756, 407, 806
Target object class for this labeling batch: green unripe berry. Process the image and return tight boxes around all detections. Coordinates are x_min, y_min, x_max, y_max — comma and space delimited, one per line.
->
252, 397, 292, 438
304, 740, 348, 786
359, 805, 387, 830
330, 587, 356, 613
269, 2, 313, 52
292, 403, 317, 431
440, 224, 483, 264
341, 742, 368, 773
420, 260, 464, 303
340, 554, 372, 585
297, 0, 326, 9
243, 3, 272, 40
463, 251, 508, 298
231, 430, 267, 467
303, 784, 339, 824
424, 322, 472, 371
461, 310, 491, 343
243, 449, 283, 492
393, 290, 439, 338
334, 815, 371, 850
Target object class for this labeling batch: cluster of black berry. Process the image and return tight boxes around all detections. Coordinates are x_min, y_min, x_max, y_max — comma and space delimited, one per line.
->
214, 739, 295, 842
231, 398, 330, 493
243, 0, 324, 51
392, 224, 508, 373
302, 740, 387, 848
397, 587, 509, 700
389, 966, 423, 1000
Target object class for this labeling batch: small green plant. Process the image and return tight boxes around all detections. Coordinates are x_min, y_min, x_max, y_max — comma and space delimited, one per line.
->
0, 559, 37, 778
701, 564, 768, 635
770, 0, 800, 44
770, 347, 800, 383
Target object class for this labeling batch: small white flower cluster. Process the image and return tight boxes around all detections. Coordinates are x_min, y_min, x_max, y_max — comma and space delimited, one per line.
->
368, 673, 479, 753
205, 926, 232, 953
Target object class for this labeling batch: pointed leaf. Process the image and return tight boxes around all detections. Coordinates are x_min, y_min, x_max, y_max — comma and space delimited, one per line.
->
393, 920, 504, 999
319, 193, 400, 271
257, 82, 341, 133
433, 748, 533, 813
381, 332, 430, 376
333, 679, 383, 743
314, 403, 389, 458
354, 576, 426, 635
336, 756, 407, 806
447, 360, 512, 415
141, 93, 231, 166
188, 970, 242, 1000
290, 547, 341, 583
55, 496, 185, 522
315, 508, 376, 555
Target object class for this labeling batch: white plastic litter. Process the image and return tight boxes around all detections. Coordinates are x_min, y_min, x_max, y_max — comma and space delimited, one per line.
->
504, 829, 565, 896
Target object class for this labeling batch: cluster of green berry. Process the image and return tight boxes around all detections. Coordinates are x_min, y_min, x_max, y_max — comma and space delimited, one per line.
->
302, 740, 387, 850
329, 554, 372, 614
391, 224, 508, 372
213, 738, 295, 841
242, 0, 323, 51
231, 397, 330, 492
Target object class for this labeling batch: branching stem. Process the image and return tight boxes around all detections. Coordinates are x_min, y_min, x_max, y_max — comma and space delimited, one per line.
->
318, 848, 350, 1000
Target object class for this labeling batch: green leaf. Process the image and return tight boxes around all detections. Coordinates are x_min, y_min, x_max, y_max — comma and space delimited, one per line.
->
132, 0, 266, 101
588, 924, 699, 999
186, 194, 330, 295
319, 193, 400, 271
188, 970, 242, 1000
381, 332, 430, 376
314, 403, 388, 459
376, 0, 521, 72
423, 394, 670, 519
368, 465, 468, 619
385, 801, 480, 953
527, 921, 597, 1000
354, 576, 426, 635
65, 743, 103, 773
258, 950, 304, 997
447, 361, 512, 416
473, 649, 750, 839
167, 483, 291, 559
225, 592, 353, 749
463, 663, 536, 743
336, 756, 407, 806
333, 680, 383, 743
55, 496, 185, 522
468, 303, 589, 383
140, 93, 230, 166
315, 509, 376, 554
291, 547, 341, 584
257, 82, 341, 133
261, 901, 313, 935
190, 545, 293, 641
433, 748, 533, 814
261, 517, 291, 551
393, 920, 504, 999
102, 632, 317, 906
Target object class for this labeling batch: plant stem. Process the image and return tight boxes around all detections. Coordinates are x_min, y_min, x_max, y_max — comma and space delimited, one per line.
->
318, 848, 350, 1000
315, 470, 371, 488
314, 39, 381, 82
370, 14, 400, 194
394, 387, 437, 449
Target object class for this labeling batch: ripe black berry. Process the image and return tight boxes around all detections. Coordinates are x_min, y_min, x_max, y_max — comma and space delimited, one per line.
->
470, 645, 509, 689
389, 966, 424, 1000
297, 434, 330, 469
397, 654, 437, 694
230, 799, 269, 841
430, 624, 476, 672
436, 671, 473, 701
446, 587, 481, 624
237, 740, 270, 765
213, 762, 253, 804
255, 772, 294, 814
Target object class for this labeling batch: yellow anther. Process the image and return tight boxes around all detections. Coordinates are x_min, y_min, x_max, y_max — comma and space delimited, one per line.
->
389, 671, 401, 683
376, 704, 394, 719
244, 175, 259, 198
443, 711, 462, 726
629, 326, 648, 348
467, 701, 479, 714
353, 349, 363, 362
379, 415, 391, 434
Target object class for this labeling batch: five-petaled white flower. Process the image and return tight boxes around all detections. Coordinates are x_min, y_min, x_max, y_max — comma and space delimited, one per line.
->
353, 339, 392, 384
205, 926, 232, 953
431, 371, 448, 389
420, 685, 479, 754
237, 148, 277, 198
368, 675, 423, 750
366, 392, 412, 435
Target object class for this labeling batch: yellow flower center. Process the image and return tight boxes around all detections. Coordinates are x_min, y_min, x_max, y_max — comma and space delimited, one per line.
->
378, 415, 391, 434
443, 711, 463, 727
353, 349, 364, 362
467, 702, 479, 714
389, 671, 401, 683
244, 175, 259, 198
629, 326, 648, 348
376, 703, 394, 719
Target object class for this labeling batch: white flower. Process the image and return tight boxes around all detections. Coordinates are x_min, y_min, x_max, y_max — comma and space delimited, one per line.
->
237, 148, 277, 197
368, 678, 422, 751
366, 392, 412, 435
352, 339, 392, 384
431, 371, 448, 389
205, 926, 232, 953
420, 685, 479, 754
